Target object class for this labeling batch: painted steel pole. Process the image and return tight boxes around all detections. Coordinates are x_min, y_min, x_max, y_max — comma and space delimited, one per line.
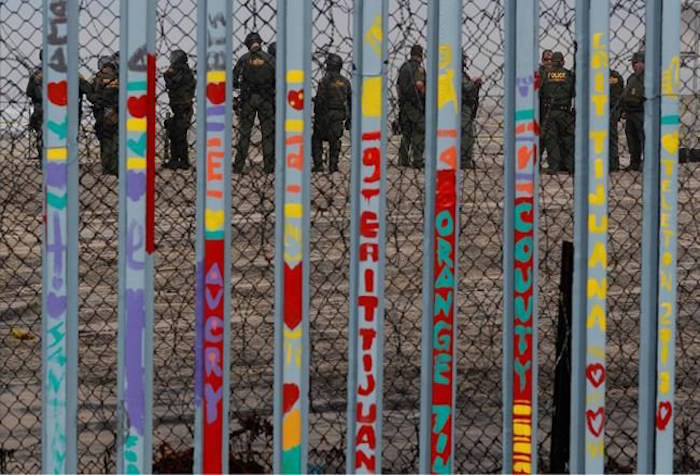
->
654, 1, 681, 472
638, 0, 663, 472
273, 1, 312, 473
116, 1, 156, 473
571, 1, 611, 473
419, 1, 462, 473
41, 0, 79, 472
501, 0, 516, 471
346, 0, 388, 473
193, 0, 233, 472
502, 1, 540, 473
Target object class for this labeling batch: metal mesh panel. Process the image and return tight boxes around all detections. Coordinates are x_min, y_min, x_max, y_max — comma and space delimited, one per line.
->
0, 1, 699, 473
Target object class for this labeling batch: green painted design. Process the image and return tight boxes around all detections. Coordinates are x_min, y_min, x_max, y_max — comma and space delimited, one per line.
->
660, 115, 680, 125
127, 81, 148, 91
47, 192, 67, 210
126, 463, 141, 474
125, 434, 138, 448
282, 445, 302, 474
125, 450, 138, 462
515, 109, 535, 121
204, 230, 225, 239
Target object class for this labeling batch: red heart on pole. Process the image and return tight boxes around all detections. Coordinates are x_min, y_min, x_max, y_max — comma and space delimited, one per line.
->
287, 89, 304, 110
585, 363, 606, 388
656, 401, 672, 430
283, 383, 300, 414
586, 407, 605, 437
47, 81, 68, 106
127, 95, 148, 118
206, 82, 226, 104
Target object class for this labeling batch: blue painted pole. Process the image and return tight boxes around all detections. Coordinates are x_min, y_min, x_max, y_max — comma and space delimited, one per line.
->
638, 1, 663, 472
41, 0, 79, 472
273, 1, 312, 472
654, 1, 681, 472
346, 0, 388, 473
116, 1, 156, 473
193, 0, 233, 472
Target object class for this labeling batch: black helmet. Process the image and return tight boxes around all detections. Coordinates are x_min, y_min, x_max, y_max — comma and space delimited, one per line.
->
39, 49, 43, 61
98, 55, 113, 70
551, 51, 564, 65
268, 41, 276, 57
245, 31, 262, 49
326, 53, 342, 71
631, 51, 645, 64
170, 49, 187, 65
410, 44, 423, 58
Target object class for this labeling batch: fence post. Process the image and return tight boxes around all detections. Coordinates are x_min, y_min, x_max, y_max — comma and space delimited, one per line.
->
418, 1, 462, 473
346, 0, 388, 473
41, 0, 79, 472
116, 1, 156, 473
571, 0, 610, 472
502, 1, 539, 473
193, 0, 233, 472
639, 1, 682, 473
273, 1, 312, 472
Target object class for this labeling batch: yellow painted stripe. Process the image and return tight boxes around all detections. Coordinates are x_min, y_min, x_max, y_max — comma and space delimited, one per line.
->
513, 404, 531, 416
127, 118, 147, 132
47, 148, 67, 161
126, 157, 147, 170
286, 69, 304, 83
513, 442, 532, 455
284, 203, 303, 219
285, 119, 304, 132
205, 209, 225, 232
207, 70, 226, 83
513, 422, 531, 436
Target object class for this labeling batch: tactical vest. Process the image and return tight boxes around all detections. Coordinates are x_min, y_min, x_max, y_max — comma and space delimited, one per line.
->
243, 50, 275, 89
324, 73, 349, 112
542, 66, 573, 109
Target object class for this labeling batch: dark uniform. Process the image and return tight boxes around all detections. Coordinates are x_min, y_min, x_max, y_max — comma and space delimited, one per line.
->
268, 42, 276, 58
88, 56, 113, 155
540, 51, 575, 173
397, 45, 426, 168
608, 69, 624, 171
461, 54, 482, 169
163, 50, 195, 170
311, 54, 351, 173
538, 50, 553, 163
233, 32, 276, 174
622, 51, 645, 171
26, 61, 43, 161
88, 60, 119, 175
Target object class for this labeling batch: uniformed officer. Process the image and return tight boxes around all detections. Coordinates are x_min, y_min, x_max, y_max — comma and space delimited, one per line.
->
540, 51, 575, 173
163, 49, 196, 170
26, 50, 43, 162
397, 44, 426, 168
609, 68, 624, 171
622, 51, 645, 171
461, 52, 482, 170
311, 53, 351, 173
268, 41, 276, 59
232, 31, 276, 174
538, 49, 553, 162
88, 58, 119, 176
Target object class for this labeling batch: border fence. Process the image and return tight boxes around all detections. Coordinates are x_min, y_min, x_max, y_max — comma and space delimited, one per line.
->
1, 1, 699, 473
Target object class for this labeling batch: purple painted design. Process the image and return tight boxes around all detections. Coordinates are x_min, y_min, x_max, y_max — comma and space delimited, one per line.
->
126, 170, 146, 201
47, 213, 65, 280
515, 173, 535, 181
46, 162, 67, 188
125, 288, 146, 435
126, 221, 145, 271
206, 122, 225, 132
207, 106, 226, 116
47, 292, 66, 319
194, 261, 204, 406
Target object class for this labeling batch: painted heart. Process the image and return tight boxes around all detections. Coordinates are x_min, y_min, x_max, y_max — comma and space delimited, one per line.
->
127, 133, 147, 156
47, 292, 66, 319
206, 82, 226, 105
48, 117, 68, 140
283, 383, 300, 413
47, 81, 68, 106
127, 95, 148, 118
287, 89, 304, 110
656, 401, 672, 430
661, 131, 679, 154
586, 407, 605, 437
585, 363, 606, 388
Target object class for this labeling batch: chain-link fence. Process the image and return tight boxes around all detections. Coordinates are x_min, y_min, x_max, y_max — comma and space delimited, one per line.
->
0, 0, 699, 473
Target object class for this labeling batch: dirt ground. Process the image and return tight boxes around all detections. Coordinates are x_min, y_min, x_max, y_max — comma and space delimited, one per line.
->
1, 124, 700, 473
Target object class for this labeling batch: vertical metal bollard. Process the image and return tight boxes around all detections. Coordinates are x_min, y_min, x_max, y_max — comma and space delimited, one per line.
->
41, 0, 79, 472
571, 1, 610, 472
116, 1, 156, 473
639, 1, 682, 473
502, 1, 539, 473
273, 1, 312, 473
193, 0, 233, 472
419, 1, 462, 474
346, 1, 388, 473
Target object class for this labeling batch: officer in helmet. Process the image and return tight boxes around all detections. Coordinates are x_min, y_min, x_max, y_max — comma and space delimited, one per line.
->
163, 49, 196, 170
